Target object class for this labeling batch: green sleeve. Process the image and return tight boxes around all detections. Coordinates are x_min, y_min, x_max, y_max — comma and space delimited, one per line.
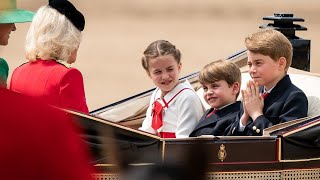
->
0, 58, 9, 87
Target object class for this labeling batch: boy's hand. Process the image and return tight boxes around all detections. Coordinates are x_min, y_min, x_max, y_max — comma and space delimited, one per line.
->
240, 89, 250, 126
243, 81, 264, 121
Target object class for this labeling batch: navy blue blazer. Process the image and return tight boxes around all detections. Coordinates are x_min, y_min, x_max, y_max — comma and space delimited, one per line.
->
190, 101, 241, 137
228, 75, 308, 136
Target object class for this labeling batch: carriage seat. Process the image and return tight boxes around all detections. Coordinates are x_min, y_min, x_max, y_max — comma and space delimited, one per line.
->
196, 73, 320, 117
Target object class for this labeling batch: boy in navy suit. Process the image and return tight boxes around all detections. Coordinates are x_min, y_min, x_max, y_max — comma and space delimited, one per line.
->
229, 29, 308, 136
190, 60, 241, 137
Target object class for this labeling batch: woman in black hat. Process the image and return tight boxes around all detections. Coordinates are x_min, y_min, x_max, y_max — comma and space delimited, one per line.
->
0, 1, 94, 179
10, 0, 89, 114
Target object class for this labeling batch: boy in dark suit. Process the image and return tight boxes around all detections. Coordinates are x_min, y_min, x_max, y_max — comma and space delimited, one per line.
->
190, 60, 241, 137
229, 29, 308, 136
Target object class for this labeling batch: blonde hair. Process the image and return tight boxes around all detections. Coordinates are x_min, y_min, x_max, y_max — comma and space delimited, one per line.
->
25, 5, 82, 62
245, 29, 293, 71
199, 59, 241, 98
141, 40, 181, 72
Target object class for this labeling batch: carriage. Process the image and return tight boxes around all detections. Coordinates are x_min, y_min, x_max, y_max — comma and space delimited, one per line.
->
67, 13, 320, 179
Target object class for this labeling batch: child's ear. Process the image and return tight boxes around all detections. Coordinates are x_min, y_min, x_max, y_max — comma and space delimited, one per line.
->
232, 82, 240, 95
146, 71, 152, 78
178, 62, 182, 72
278, 57, 287, 70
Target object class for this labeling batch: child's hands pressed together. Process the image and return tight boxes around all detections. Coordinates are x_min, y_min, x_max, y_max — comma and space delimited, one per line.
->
242, 80, 264, 121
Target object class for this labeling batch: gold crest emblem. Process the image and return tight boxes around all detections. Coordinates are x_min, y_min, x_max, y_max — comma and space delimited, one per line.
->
218, 144, 227, 161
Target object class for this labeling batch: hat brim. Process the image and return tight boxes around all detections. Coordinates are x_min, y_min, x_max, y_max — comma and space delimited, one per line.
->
0, 9, 34, 24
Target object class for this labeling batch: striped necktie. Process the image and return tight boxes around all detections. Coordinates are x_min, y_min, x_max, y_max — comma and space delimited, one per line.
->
262, 92, 269, 99
206, 109, 218, 118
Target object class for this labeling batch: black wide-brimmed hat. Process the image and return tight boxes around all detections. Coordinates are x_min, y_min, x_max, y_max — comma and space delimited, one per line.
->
49, 0, 85, 31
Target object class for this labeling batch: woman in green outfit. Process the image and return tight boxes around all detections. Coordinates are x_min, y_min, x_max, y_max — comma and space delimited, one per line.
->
0, 0, 34, 87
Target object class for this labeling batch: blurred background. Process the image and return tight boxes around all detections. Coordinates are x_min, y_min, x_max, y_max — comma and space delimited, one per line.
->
1, 0, 319, 111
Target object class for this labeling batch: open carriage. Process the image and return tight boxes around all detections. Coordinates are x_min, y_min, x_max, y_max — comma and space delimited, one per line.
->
67, 13, 320, 179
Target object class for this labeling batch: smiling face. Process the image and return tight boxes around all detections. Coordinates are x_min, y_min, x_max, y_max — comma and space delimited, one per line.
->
0, 23, 16, 46
247, 51, 286, 90
147, 55, 182, 95
202, 80, 239, 109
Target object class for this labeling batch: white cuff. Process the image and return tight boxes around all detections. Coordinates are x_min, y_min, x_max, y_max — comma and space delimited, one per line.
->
239, 121, 246, 132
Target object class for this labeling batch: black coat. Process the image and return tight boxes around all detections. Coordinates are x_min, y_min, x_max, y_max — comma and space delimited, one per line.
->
229, 75, 308, 136
190, 101, 241, 137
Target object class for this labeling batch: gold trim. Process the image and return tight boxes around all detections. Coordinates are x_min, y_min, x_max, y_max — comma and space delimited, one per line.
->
263, 116, 318, 135
93, 158, 320, 168
205, 167, 320, 174
162, 141, 166, 162
218, 144, 227, 162
282, 120, 320, 137
205, 171, 280, 176
278, 138, 281, 161
92, 168, 320, 180
93, 167, 320, 175
281, 167, 320, 172
280, 157, 320, 162
61, 108, 160, 139
95, 164, 117, 167
95, 163, 156, 167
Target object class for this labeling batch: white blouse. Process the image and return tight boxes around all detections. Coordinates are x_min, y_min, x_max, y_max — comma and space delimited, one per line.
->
139, 80, 205, 138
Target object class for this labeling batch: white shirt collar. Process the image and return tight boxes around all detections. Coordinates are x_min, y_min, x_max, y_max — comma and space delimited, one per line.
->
264, 86, 275, 93
215, 102, 234, 111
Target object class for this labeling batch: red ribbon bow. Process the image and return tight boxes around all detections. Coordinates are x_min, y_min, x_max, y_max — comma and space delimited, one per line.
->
150, 88, 191, 133
151, 100, 164, 131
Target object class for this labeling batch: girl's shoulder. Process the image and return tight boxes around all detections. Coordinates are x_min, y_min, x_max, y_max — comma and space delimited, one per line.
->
167, 80, 198, 100
177, 88, 198, 99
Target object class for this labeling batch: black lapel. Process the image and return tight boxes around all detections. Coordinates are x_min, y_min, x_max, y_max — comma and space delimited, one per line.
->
193, 102, 240, 131
264, 75, 291, 109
